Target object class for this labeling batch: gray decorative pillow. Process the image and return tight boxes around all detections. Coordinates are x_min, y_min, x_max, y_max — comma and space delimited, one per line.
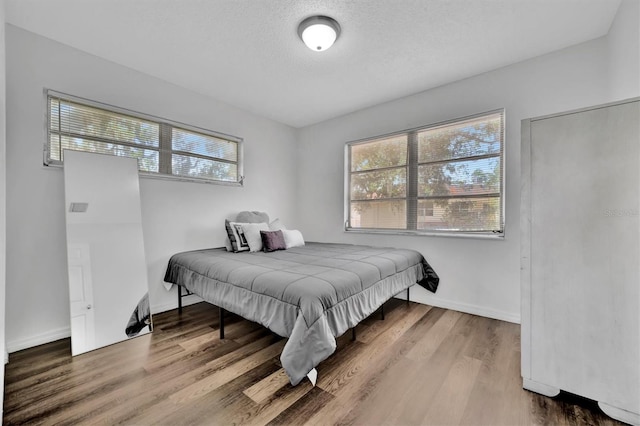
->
260, 230, 286, 252
269, 218, 286, 231
225, 219, 251, 252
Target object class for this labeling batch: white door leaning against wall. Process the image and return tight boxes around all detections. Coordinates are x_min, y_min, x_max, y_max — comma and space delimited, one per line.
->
67, 243, 96, 354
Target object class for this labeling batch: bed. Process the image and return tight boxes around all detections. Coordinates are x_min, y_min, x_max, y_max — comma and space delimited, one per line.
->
163, 215, 439, 386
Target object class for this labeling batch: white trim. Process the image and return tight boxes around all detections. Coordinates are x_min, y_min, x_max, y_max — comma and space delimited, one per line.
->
43, 161, 244, 187
150, 294, 202, 315
520, 117, 533, 380
528, 96, 640, 123
523, 378, 561, 397
6, 295, 205, 354
598, 402, 640, 426
345, 228, 505, 240
6, 326, 71, 354
7, 293, 517, 355
396, 293, 520, 324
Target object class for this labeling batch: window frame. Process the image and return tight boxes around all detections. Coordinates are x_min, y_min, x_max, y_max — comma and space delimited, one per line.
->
344, 109, 505, 238
44, 89, 244, 186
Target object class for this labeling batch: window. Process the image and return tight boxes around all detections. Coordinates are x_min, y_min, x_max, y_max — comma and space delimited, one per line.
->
419, 201, 434, 217
346, 110, 504, 235
46, 90, 243, 185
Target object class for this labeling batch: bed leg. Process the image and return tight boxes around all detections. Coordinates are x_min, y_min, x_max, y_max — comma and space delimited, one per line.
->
380, 303, 385, 320
178, 286, 183, 314
407, 287, 410, 304
351, 327, 356, 341
219, 306, 225, 339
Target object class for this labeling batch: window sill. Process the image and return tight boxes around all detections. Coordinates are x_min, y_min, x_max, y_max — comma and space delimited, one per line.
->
43, 162, 243, 187
138, 171, 243, 187
344, 228, 505, 240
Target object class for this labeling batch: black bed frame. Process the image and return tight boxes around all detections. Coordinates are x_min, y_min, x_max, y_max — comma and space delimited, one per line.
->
177, 285, 411, 341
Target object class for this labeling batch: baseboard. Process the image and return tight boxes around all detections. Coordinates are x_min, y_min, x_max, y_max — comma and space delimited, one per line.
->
151, 293, 202, 315
9, 293, 518, 354
6, 326, 71, 354
431, 298, 520, 324
6, 294, 203, 355
598, 402, 640, 426
397, 292, 521, 324
523, 378, 561, 397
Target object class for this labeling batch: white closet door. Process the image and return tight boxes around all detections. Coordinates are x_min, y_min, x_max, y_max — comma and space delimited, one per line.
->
522, 98, 639, 423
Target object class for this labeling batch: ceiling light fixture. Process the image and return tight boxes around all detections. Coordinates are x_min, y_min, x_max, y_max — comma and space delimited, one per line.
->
297, 16, 341, 52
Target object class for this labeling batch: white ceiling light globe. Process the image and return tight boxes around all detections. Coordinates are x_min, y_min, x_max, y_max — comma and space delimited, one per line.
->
298, 16, 341, 52
302, 24, 337, 51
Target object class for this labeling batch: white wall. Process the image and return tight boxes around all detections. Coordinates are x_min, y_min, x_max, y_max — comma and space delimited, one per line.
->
296, 11, 638, 323
4, 1, 638, 352
4, 25, 298, 351
607, 0, 640, 100
1, 0, 7, 415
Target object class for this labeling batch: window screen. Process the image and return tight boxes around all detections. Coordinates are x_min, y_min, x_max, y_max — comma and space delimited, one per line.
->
346, 110, 504, 235
46, 91, 243, 185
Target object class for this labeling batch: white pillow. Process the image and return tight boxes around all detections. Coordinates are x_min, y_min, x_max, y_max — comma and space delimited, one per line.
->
241, 223, 270, 252
282, 229, 305, 248
269, 218, 287, 231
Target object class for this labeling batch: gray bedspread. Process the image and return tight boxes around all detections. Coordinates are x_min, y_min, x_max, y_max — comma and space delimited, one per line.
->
164, 242, 439, 385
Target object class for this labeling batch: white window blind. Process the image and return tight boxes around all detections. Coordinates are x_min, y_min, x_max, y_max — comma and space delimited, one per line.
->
346, 110, 505, 235
46, 90, 243, 185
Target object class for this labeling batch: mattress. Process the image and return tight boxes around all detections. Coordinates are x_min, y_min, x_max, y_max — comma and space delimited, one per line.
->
164, 242, 439, 385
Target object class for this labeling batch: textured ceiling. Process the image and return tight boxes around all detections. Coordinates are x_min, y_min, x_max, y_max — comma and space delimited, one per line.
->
6, 0, 621, 128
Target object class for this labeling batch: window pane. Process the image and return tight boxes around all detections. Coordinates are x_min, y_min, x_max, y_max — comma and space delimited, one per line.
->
418, 200, 434, 217
172, 154, 238, 181
418, 113, 502, 163
49, 133, 62, 161
346, 109, 504, 234
172, 128, 237, 162
50, 98, 60, 132
418, 157, 501, 197
54, 99, 159, 147
57, 135, 159, 172
350, 200, 406, 229
350, 168, 406, 200
417, 197, 501, 231
351, 135, 407, 172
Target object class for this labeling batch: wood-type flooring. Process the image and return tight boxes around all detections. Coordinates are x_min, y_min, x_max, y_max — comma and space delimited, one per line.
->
3, 299, 624, 425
